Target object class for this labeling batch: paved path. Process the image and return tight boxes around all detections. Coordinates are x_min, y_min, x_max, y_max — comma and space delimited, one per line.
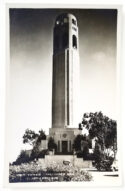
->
85, 168, 121, 186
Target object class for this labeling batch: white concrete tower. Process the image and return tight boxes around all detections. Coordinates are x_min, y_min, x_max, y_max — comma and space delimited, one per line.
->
52, 13, 80, 129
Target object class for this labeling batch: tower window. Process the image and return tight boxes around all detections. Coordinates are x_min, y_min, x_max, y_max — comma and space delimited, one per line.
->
62, 32, 68, 48
72, 35, 77, 49
72, 19, 76, 25
72, 26, 77, 31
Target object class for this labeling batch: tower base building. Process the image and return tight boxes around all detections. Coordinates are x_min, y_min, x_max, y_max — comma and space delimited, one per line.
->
49, 128, 82, 154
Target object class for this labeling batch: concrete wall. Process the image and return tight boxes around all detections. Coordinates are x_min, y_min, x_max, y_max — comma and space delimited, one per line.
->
38, 140, 48, 151
38, 155, 92, 168
74, 158, 93, 168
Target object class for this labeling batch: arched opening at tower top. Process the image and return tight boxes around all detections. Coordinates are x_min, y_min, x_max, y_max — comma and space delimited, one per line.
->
72, 18, 76, 25
73, 35, 77, 49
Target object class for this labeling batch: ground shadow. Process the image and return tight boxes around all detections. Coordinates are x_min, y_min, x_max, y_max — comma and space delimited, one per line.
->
104, 174, 119, 177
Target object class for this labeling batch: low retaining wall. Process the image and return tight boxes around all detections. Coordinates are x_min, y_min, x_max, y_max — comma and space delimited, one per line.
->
74, 158, 93, 168
38, 155, 92, 168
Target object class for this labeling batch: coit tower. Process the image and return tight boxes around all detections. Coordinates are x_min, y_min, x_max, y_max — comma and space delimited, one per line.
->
52, 13, 80, 129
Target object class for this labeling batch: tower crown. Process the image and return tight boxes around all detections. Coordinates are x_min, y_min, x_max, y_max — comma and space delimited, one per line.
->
53, 13, 78, 54
55, 13, 77, 26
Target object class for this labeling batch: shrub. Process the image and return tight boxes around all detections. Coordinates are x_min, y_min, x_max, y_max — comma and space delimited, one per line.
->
37, 149, 48, 158
84, 153, 95, 160
82, 145, 89, 159
76, 151, 83, 158
93, 159, 113, 171
93, 148, 114, 171
48, 137, 57, 151
13, 150, 31, 165
9, 161, 93, 182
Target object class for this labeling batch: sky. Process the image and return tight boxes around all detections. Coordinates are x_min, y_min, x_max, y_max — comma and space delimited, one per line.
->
7, 8, 117, 162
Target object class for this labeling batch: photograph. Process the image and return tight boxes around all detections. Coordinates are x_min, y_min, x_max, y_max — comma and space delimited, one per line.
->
4, 5, 122, 187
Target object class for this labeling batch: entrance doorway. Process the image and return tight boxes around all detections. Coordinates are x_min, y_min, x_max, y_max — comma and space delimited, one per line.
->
62, 141, 68, 154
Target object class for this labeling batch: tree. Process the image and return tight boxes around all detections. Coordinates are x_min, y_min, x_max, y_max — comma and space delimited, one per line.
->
23, 129, 46, 147
92, 144, 114, 171
35, 129, 46, 145
22, 129, 38, 146
73, 134, 86, 151
73, 135, 89, 157
22, 129, 47, 160
82, 111, 117, 158
105, 121, 117, 158
13, 150, 31, 165
31, 130, 47, 160
48, 137, 57, 151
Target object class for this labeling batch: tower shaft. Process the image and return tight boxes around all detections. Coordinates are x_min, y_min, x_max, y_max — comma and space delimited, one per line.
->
52, 13, 79, 128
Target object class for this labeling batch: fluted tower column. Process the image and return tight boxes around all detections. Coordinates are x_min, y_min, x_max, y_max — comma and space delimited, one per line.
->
52, 13, 80, 129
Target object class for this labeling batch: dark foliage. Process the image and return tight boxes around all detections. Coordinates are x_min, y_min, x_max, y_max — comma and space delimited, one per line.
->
37, 149, 49, 158
12, 150, 31, 165
21, 128, 47, 161
22, 129, 38, 146
73, 134, 88, 151
48, 137, 57, 151
82, 111, 117, 158
23, 129, 46, 147
93, 145, 114, 171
